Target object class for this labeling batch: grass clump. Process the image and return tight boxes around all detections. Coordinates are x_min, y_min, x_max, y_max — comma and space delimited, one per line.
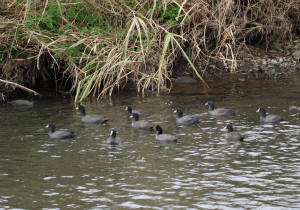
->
0, 0, 299, 102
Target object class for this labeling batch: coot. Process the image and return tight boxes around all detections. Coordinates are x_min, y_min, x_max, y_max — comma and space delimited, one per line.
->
125, 105, 145, 116
8, 92, 35, 106
155, 125, 178, 142
46, 123, 76, 139
77, 105, 109, 123
107, 130, 122, 145
130, 113, 153, 129
205, 101, 236, 116
224, 124, 244, 141
174, 108, 200, 125
256, 107, 284, 123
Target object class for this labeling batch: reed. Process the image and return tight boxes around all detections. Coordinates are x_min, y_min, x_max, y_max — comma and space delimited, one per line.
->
0, 0, 299, 102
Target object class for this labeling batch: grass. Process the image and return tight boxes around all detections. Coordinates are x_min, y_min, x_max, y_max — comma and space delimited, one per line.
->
0, 0, 299, 102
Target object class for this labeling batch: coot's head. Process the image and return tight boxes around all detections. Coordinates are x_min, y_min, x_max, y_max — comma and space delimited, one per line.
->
174, 108, 183, 117
77, 105, 86, 115
46, 123, 55, 132
110, 130, 117, 138
125, 105, 133, 115
205, 101, 214, 110
156, 125, 163, 134
256, 107, 266, 113
256, 107, 266, 117
130, 113, 139, 121
224, 124, 234, 133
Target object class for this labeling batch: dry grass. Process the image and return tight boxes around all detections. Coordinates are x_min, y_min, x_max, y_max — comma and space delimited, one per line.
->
0, 0, 299, 102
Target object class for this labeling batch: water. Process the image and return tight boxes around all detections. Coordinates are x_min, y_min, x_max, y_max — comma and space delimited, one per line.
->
1, 76, 300, 209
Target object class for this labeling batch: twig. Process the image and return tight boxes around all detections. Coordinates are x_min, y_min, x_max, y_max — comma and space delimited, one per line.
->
0, 79, 40, 95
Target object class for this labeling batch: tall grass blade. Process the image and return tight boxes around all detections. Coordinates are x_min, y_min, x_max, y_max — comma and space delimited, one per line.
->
157, 33, 172, 94
124, 17, 137, 59
173, 37, 209, 89
157, 32, 209, 95
79, 72, 97, 102
75, 75, 91, 103
137, 18, 150, 56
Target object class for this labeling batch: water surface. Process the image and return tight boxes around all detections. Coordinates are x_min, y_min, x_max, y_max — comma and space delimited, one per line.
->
1, 77, 300, 209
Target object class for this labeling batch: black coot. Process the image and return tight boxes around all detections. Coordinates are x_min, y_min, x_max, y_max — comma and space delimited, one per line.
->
77, 105, 109, 123
205, 101, 236, 116
107, 130, 122, 145
256, 107, 284, 123
174, 108, 200, 125
130, 113, 153, 129
155, 125, 178, 142
224, 124, 244, 141
8, 92, 35, 106
46, 123, 76, 139
125, 105, 145, 116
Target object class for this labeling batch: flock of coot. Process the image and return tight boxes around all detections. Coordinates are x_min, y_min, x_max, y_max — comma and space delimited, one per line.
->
8, 92, 285, 144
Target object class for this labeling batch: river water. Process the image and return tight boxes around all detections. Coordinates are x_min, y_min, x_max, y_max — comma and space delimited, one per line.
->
1, 76, 300, 209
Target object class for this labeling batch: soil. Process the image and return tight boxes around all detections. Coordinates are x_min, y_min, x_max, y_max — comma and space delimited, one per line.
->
172, 45, 300, 83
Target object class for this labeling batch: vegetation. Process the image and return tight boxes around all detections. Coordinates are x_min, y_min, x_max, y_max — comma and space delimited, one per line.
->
0, 0, 299, 102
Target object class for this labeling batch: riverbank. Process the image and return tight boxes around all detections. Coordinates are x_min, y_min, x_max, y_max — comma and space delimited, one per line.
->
172, 44, 300, 83
0, 1, 299, 102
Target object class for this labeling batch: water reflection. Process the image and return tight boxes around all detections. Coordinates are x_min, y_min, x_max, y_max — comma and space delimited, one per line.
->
1, 77, 300, 209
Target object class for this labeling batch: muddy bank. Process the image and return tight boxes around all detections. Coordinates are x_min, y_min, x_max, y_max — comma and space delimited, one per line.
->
172, 44, 300, 83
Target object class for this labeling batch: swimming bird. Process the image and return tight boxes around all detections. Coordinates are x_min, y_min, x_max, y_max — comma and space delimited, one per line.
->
256, 107, 284, 123
205, 101, 236, 116
174, 108, 200, 125
107, 130, 122, 145
77, 105, 109, 123
46, 123, 76, 139
224, 124, 244, 141
155, 125, 178, 142
130, 113, 153, 129
125, 105, 145, 116
8, 92, 35, 106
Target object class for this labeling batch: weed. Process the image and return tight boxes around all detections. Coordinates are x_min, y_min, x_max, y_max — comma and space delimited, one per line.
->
1, 0, 299, 102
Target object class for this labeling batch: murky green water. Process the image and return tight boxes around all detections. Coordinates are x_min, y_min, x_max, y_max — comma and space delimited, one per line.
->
1, 76, 300, 209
